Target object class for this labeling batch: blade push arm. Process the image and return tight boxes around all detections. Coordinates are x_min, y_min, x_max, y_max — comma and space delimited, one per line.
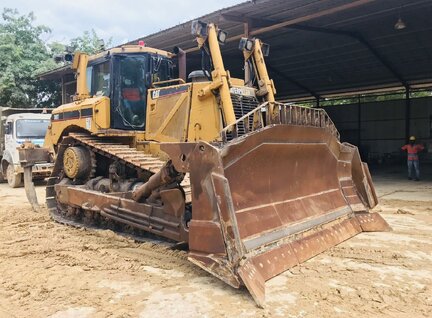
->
192, 21, 237, 128
240, 38, 276, 103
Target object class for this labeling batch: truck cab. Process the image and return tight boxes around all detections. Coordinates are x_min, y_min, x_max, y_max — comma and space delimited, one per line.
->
1, 112, 53, 187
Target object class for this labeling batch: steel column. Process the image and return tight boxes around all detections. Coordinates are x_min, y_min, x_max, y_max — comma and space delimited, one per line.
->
405, 88, 411, 141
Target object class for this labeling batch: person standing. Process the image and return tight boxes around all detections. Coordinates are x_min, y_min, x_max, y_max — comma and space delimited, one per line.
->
401, 136, 425, 181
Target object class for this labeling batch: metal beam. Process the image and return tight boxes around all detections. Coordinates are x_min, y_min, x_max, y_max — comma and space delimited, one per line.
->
357, 95, 362, 146
185, 0, 375, 54
405, 88, 411, 141
352, 33, 408, 88
222, 14, 409, 89
249, 0, 376, 37
267, 64, 319, 99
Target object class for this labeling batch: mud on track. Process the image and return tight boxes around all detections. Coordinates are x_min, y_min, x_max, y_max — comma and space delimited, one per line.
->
0, 177, 431, 318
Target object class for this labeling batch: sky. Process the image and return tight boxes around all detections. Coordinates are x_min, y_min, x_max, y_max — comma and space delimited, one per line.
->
1, 0, 246, 46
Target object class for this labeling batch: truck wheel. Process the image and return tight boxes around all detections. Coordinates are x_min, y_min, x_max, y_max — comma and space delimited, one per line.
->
6, 164, 22, 188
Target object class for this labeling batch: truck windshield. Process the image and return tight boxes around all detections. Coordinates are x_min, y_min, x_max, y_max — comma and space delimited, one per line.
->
16, 119, 50, 139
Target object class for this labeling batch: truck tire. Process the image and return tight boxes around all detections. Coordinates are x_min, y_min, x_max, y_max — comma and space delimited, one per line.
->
6, 164, 22, 188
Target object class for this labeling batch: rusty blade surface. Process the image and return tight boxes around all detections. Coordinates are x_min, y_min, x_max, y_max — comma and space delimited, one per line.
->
222, 125, 353, 244
163, 122, 391, 307
220, 125, 390, 304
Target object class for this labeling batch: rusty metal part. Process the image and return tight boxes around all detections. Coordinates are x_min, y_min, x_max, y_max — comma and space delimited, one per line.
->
66, 132, 191, 199
22, 166, 39, 212
46, 133, 190, 243
162, 103, 390, 307
18, 142, 52, 164
131, 161, 183, 202
45, 104, 388, 307
173, 46, 186, 82
68, 132, 164, 173
18, 144, 53, 212
54, 183, 188, 241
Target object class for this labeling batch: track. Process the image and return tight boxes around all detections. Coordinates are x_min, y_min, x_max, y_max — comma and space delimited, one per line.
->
46, 132, 191, 241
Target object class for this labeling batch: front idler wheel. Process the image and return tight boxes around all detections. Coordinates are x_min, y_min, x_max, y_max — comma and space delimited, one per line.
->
63, 146, 92, 181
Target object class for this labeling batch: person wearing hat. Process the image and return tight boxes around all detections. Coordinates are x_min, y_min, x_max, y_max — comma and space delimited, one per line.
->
401, 136, 425, 181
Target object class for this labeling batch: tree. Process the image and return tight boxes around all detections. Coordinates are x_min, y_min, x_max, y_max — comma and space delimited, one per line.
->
0, 8, 53, 107
69, 29, 112, 54
0, 8, 112, 108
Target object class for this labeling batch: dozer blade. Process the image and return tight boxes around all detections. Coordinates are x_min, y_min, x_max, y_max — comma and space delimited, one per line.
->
163, 105, 390, 307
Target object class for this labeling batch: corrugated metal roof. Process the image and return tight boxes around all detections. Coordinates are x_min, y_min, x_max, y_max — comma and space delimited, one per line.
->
40, 0, 432, 100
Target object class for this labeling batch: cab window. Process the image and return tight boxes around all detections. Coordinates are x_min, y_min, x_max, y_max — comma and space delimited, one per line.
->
86, 66, 93, 93
151, 57, 172, 84
91, 62, 110, 97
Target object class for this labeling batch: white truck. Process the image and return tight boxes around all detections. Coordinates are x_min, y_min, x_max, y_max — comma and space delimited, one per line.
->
0, 108, 54, 188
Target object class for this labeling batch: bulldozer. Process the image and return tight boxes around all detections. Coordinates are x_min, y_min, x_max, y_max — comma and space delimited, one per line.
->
25, 21, 390, 306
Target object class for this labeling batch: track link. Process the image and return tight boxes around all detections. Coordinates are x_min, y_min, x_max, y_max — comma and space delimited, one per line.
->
69, 133, 191, 198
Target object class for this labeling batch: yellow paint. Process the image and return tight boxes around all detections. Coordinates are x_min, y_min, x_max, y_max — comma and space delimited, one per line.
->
71, 53, 90, 101
93, 98, 110, 129
241, 38, 277, 112
188, 83, 223, 142
45, 96, 110, 148
89, 45, 172, 62
146, 84, 192, 142
145, 82, 223, 143
195, 23, 236, 128
252, 39, 276, 103
46, 24, 278, 163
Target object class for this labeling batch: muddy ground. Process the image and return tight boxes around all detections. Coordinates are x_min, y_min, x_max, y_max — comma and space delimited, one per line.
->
0, 168, 431, 318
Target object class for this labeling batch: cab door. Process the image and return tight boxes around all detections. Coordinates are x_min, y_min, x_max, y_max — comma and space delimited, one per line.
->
111, 54, 149, 130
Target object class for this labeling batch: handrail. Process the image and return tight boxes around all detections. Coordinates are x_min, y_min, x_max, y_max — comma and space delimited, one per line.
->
221, 102, 340, 142
151, 78, 186, 88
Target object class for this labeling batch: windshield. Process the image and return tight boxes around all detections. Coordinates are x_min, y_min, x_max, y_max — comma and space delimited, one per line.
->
16, 119, 50, 139
111, 53, 173, 130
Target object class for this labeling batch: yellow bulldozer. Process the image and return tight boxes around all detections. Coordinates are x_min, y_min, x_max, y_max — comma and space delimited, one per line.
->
22, 21, 390, 306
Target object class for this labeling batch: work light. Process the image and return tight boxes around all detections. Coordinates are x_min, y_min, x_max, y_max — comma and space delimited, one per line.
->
261, 43, 270, 57
239, 37, 254, 51
191, 20, 208, 37
217, 30, 228, 44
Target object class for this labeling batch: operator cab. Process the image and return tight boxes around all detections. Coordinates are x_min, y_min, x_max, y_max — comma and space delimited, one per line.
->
86, 52, 173, 130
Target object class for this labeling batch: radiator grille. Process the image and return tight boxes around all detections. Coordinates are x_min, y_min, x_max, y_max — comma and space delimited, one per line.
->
228, 93, 260, 139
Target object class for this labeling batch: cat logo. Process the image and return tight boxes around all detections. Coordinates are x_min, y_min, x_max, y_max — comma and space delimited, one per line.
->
152, 90, 160, 99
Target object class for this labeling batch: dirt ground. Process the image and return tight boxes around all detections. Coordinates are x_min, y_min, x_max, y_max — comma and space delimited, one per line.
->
0, 168, 431, 318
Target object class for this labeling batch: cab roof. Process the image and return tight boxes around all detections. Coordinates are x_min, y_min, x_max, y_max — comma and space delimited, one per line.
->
39, 45, 172, 80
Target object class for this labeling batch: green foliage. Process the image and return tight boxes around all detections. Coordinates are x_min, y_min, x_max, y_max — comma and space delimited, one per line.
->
0, 8, 111, 108
0, 8, 53, 107
300, 89, 432, 108
70, 29, 112, 54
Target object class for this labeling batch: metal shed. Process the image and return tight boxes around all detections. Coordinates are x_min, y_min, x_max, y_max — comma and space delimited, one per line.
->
125, 0, 432, 100
39, 0, 432, 164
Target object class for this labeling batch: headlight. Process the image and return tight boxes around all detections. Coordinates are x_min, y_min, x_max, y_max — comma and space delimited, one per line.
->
217, 30, 228, 44
191, 20, 208, 37
239, 37, 254, 52
261, 43, 270, 57
64, 53, 74, 62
